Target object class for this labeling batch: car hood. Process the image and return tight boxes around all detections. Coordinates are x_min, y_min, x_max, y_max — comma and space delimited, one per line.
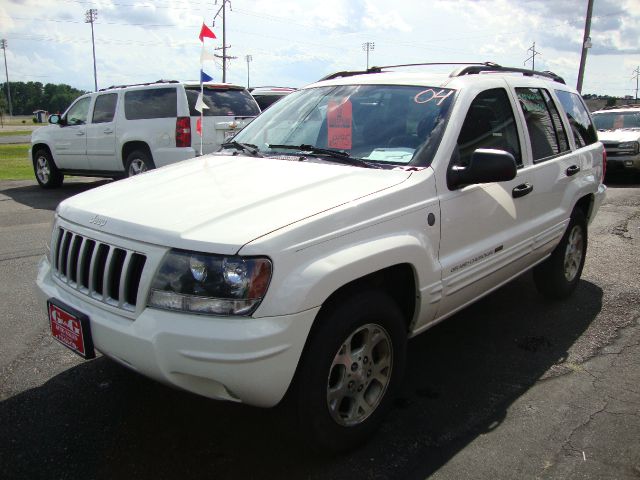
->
598, 130, 640, 142
57, 155, 413, 254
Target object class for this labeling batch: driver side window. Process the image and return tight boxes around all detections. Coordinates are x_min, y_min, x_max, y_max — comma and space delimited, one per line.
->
66, 97, 91, 125
456, 88, 522, 167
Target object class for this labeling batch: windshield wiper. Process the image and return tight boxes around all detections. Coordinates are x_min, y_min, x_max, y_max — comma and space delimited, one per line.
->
221, 141, 263, 157
267, 144, 380, 169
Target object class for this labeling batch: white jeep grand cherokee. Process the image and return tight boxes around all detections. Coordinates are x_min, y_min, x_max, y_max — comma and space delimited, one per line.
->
37, 63, 606, 451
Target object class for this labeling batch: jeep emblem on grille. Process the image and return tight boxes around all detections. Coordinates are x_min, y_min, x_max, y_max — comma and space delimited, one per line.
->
89, 214, 108, 227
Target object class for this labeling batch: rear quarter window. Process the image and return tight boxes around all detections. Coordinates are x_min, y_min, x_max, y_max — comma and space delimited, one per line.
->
554, 90, 597, 148
124, 88, 177, 120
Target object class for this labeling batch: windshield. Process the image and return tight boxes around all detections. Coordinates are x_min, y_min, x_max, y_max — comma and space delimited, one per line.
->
230, 84, 455, 167
592, 111, 640, 130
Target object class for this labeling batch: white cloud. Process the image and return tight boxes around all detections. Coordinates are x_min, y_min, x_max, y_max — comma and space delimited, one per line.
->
0, 0, 637, 96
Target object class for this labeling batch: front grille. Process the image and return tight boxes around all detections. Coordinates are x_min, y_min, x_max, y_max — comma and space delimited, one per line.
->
52, 227, 147, 312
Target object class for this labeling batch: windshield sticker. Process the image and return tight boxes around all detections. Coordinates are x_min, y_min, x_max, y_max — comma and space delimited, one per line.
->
363, 148, 414, 163
414, 89, 454, 106
327, 99, 352, 150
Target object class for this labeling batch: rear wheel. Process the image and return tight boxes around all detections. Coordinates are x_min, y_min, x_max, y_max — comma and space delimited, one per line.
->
33, 148, 63, 188
533, 208, 587, 299
295, 290, 406, 452
125, 150, 155, 177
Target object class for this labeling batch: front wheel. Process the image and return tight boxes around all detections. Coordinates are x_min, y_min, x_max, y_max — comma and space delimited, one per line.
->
125, 150, 155, 177
33, 148, 63, 188
533, 208, 587, 299
295, 290, 407, 452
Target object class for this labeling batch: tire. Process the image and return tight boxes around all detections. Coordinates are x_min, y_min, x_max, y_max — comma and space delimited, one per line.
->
533, 208, 587, 300
125, 150, 155, 177
33, 148, 63, 188
295, 290, 407, 452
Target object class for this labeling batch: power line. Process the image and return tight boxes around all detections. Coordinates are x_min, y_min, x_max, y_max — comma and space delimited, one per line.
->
524, 42, 541, 71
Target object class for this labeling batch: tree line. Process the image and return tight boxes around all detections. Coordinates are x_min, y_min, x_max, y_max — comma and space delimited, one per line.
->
0, 82, 87, 116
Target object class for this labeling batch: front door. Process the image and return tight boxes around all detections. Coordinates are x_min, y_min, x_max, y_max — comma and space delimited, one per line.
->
52, 96, 91, 170
436, 87, 536, 318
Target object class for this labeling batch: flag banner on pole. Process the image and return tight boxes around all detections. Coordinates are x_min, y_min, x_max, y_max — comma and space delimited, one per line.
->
195, 93, 209, 113
199, 23, 216, 42
201, 69, 214, 82
200, 45, 215, 64
196, 117, 202, 136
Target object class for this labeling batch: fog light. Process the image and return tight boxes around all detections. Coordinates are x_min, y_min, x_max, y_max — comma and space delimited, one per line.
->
624, 160, 634, 167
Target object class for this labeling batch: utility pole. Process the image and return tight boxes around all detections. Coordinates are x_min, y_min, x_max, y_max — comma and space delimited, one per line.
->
524, 42, 541, 71
633, 66, 639, 103
576, 0, 594, 93
85, 9, 98, 91
0, 39, 12, 117
213, 0, 235, 83
362, 42, 374, 70
245, 55, 252, 89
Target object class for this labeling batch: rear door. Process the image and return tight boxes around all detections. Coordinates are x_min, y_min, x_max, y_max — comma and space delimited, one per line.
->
185, 86, 260, 155
86, 92, 119, 172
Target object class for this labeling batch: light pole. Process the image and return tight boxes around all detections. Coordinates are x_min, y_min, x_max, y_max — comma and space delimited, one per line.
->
85, 9, 98, 91
362, 41, 374, 70
0, 39, 12, 117
576, 0, 594, 93
245, 55, 252, 89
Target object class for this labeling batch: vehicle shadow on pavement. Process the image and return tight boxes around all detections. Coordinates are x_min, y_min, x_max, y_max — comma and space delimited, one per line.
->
1, 179, 111, 211
0, 275, 602, 480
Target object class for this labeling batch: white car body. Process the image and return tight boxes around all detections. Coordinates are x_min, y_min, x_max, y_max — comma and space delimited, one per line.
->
37, 68, 606, 412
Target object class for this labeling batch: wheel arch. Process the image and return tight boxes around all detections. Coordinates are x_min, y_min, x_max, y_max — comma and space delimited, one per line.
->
121, 141, 153, 169
574, 193, 595, 222
31, 143, 54, 163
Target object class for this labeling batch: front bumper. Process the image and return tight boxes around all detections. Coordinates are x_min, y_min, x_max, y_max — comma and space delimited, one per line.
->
37, 256, 317, 407
605, 153, 640, 173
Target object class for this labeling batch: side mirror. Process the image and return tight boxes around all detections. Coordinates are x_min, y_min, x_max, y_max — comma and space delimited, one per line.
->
447, 148, 517, 189
48, 114, 62, 125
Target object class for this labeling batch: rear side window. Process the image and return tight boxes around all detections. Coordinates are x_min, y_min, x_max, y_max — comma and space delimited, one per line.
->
554, 90, 598, 147
516, 88, 570, 161
186, 87, 260, 117
456, 88, 522, 167
92, 93, 117, 123
124, 88, 177, 120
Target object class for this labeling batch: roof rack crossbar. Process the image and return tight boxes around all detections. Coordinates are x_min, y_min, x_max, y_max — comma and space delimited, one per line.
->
451, 65, 566, 84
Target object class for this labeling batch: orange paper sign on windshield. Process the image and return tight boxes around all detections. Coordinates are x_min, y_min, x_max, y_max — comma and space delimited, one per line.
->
327, 99, 352, 150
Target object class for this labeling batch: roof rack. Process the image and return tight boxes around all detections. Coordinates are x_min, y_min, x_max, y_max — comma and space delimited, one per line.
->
318, 61, 565, 84
99, 79, 179, 91
451, 64, 565, 84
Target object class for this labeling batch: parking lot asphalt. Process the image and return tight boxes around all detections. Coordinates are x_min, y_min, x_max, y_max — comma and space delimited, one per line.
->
0, 176, 638, 480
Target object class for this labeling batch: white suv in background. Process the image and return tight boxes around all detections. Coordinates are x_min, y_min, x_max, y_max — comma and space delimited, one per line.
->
30, 80, 260, 188
37, 63, 606, 451
591, 104, 640, 177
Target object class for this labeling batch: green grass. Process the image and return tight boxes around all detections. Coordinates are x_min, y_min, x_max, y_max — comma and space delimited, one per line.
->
0, 143, 33, 180
0, 130, 32, 137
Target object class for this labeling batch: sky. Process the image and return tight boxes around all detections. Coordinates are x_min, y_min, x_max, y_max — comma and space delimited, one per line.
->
0, 0, 639, 97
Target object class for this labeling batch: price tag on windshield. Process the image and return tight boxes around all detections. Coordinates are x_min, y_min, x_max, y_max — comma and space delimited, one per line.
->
327, 99, 352, 150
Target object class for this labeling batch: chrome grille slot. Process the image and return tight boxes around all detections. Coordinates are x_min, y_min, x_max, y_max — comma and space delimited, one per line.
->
51, 227, 147, 312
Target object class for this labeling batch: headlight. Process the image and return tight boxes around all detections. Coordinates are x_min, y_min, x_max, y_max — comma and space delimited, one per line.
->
618, 141, 639, 154
148, 250, 272, 316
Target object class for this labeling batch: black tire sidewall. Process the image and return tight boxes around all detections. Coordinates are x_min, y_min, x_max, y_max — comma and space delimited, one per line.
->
33, 148, 62, 188
296, 290, 407, 452
534, 208, 587, 299
125, 150, 154, 177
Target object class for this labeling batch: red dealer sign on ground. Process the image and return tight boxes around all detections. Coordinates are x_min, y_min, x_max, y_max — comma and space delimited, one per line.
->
327, 99, 352, 150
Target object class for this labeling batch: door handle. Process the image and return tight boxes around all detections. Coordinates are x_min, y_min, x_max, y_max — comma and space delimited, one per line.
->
103, 128, 114, 134
76, 131, 85, 136
512, 183, 533, 198
566, 165, 580, 176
